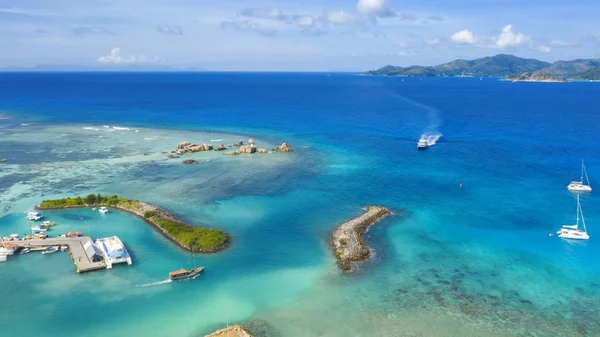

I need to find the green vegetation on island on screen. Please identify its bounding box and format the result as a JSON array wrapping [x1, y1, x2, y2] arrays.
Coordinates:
[[571, 67, 600, 80], [366, 54, 550, 77], [38, 194, 229, 253], [505, 71, 568, 82], [366, 54, 600, 79]]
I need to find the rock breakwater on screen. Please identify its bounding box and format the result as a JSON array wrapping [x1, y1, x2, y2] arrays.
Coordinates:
[[330, 206, 392, 273]]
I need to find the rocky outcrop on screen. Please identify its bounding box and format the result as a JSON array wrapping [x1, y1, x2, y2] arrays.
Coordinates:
[[276, 142, 292, 152], [239, 145, 256, 154], [176, 141, 211, 155], [330, 206, 393, 273], [182, 159, 199, 164], [205, 325, 254, 337], [167, 154, 179, 159], [223, 151, 239, 156], [177, 141, 191, 149], [257, 148, 269, 154], [234, 140, 244, 147], [215, 144, 227, 151]]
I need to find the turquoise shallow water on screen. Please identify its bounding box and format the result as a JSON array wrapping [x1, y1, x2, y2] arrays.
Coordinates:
[[1, 73, 600, 336]]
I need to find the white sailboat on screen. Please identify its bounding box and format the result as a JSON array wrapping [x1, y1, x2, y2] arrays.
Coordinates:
[[557, 195, 590, 240], [568, 160, 592, 192]]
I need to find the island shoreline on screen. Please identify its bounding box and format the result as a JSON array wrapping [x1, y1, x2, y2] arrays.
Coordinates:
[[36, 197, 230, 253]]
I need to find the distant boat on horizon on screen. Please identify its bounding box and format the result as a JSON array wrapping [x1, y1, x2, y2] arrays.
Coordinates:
[[568, 160, 592, 192]]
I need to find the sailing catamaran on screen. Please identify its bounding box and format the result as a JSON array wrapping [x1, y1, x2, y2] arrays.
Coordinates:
[[557, 195, 590, 240], [568, 160, 592, 192]]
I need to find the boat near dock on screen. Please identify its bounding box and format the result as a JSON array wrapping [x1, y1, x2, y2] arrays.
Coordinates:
[[27, 212, 43, 221], [95, 236, 132, 269], [41, 246, 58, 255]]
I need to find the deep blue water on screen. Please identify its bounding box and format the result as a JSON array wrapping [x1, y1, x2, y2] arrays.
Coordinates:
[[1, 73, 600, 337]]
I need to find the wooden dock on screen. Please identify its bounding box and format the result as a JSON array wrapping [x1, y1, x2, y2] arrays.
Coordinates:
[[14, 237, 107, 273]]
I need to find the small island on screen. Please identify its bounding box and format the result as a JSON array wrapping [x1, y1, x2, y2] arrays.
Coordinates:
[[37, 194, 229, 253], [330, 206, 392, 273], [505, 71, 568, 82]]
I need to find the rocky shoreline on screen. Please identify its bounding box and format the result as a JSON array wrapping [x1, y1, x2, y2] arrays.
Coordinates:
[[36, 198, 229, 253], [171, 139, 292, 158], [204, 325, 254, 337], [330, 206, 393, 273]]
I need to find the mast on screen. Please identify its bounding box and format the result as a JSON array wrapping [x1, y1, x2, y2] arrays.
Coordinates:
[[583, 160, 591, 186], [578, 195, 588, 233], [192, 242, 196, 268]]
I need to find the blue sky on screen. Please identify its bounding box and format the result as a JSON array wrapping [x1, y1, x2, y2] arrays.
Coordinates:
[[1, 0, 599, 70]]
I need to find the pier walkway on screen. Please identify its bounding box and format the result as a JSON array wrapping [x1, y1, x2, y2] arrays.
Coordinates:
[[15, 237, 107, 273]]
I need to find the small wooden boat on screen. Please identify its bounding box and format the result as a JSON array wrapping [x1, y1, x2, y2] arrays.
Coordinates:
[[169, 267, 204, 281]]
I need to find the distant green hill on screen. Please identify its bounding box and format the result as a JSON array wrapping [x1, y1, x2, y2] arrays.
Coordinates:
[[506, 71, 567, 82], [543, 59, 600, 77], [366, 54, 551, 77], [571, 67, 600, 80]]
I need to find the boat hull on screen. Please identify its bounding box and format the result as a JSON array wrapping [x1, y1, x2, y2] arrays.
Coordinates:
[[169, 267, 204, 281], [567, 184, 592, 192], [557, 229, 589, 240]]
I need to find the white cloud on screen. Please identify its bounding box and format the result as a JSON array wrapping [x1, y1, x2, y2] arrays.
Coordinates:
[[295, 15, 316, 28], [221, 20, 276, 37], [97, 47, 151, 64], [357, 0, 396, 17], [323, 10, 360, 25], [536, 45, 552, 53], [451, 29, 476, 44], [157, 24, 183, 36], [425, 37, 441, 45], [240, 8, 284, 20], [495, 24, 528, 48]]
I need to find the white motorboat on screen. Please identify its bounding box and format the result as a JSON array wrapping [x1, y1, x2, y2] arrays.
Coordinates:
[[96, 236, 132, 269], [568, 160, 592, 192], [20, 248, 31, 254], [0, 254, 7, 262], [417, 139, 428, 150], [31, 226, 47, 232], [27, 212, 43, 221], [557, 195, 590, 240], [41, 246, 58, 255], [99, 207, 109, 214], [60, 246, 69, 252]]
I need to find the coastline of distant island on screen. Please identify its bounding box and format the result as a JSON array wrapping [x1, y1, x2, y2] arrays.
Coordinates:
[[37, 194, 229, 253], [365, 54, 600, 82]]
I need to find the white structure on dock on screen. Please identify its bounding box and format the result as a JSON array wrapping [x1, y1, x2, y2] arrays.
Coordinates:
[[95, 236, 132, 269]]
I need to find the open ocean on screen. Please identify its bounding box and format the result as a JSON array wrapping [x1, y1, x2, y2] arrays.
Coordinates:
[[1, 73, 600, 336]]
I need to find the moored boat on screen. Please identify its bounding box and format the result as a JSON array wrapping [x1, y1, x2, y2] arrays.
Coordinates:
[[20, 248, 31, 254], [567, 160, 592, 192], [95, 236, 132, 269], [27, 212, 43, 221], [41, 246, 58, 255], [557, 195, 590, 240], [99, 207, 109, 214]]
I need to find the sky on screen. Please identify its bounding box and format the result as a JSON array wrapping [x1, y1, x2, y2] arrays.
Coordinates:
[[1, 0, 599, 71]]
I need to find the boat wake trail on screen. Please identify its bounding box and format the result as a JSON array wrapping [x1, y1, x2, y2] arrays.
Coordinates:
[[419, 132, 443, 146], [137, 279, 172, 287]]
